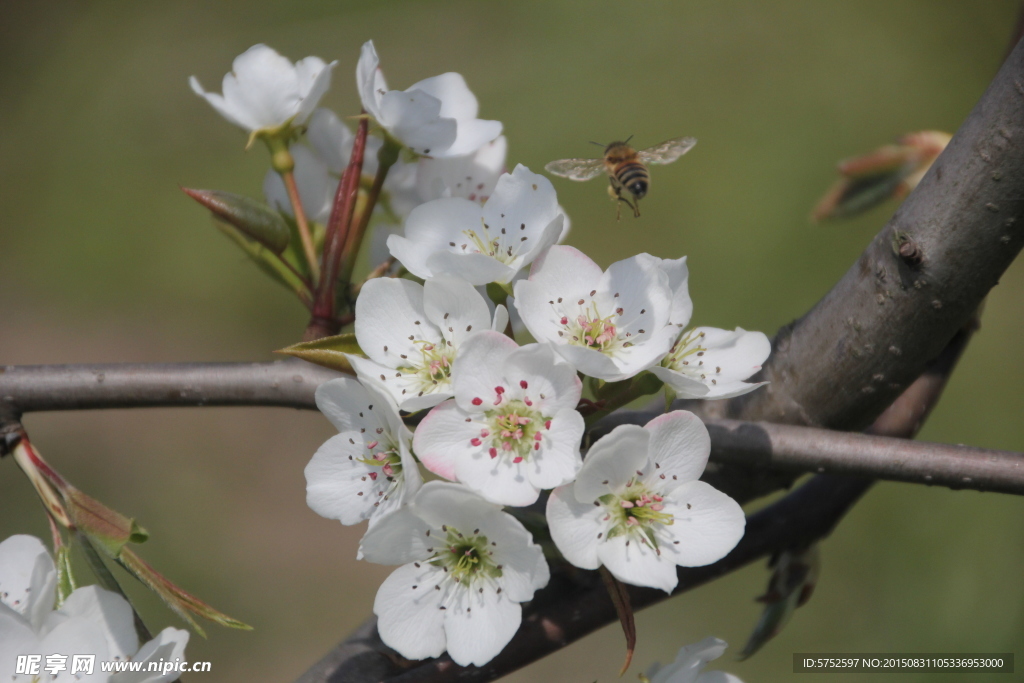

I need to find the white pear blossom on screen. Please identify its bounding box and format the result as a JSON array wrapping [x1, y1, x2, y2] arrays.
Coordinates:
[[357, 40, 502, 158], [546, 411, 745, 593], [0, 535, 188, 683], [305, 377, 421, 527], [414, 331, 585, 506], [190, 44, 336, 134], [348, 275, 508, 412], [647, 637, 744, 683], [359, 482, 549, 667], [514, 246, 678, 381], [388, 165, 566, 286], [650, 327, 771, 399]]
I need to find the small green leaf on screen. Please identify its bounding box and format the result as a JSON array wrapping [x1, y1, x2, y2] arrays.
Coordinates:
[[54, 544, 76, 605], [184, 188, 290, 254], [64, 486, 149, 557], [118, 547, 252, 636], [276, 333, 362, 373]]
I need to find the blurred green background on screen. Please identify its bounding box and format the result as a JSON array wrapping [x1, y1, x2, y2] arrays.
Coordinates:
[[2, 1, 1023, 681]]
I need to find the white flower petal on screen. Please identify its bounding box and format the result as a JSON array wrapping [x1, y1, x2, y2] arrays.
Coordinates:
[[55, 586, 137, 661], [379, 90, 457, 157], [425, 250, 517, 285], [406, 72, 501, 158], [389, 198, 482, 279], [293, 57, 336, 125], [38, 617, 113, 682], [416, 136, 507, 203], [524, 410, 584, 490], [225, 44, 302, 130], [314, 377, 392, 435], [649, 636, 731, 683], [649, 365, 711, 398], [660, 481, 745, 567], [0, 607, 38, 681], [189, 76, 256, 130], [111, 628, 189, 683], [454, 444, 540, 506], [374, 563, 447, 661], [573, 424, 650, 503], [424, 274, 493, 348], [359, 508, 434, 565], [305, 433, 387, 525], [500, 343, 581, 414], [443, 589, 520, 666], [481, 165, 561, 241], [356, 41, 387, 122], [491, 303, 509, 334], [307, 108, 356, 174], [598, 533, 680, 593], [545, 486, 604, 570], [643, 411, 711, 488], [450, 331, 520, 412], [0, 535, 55, 629], [441, 117, 504, 158], [356, 278, 441, 365]]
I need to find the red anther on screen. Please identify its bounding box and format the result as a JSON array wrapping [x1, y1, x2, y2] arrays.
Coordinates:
[[520, 380, 528, 389], [534, 442, 540, 450], [489, 447, 498, 458], [470, 438, 482, 446], [524, 397, 533, 406], [620, 500, 634, 508], [368, 472, 378, 481], [502, 441, 513, 451], [513, 456, 523, 464], [382, 464, 394, 476], [480, 429, 490, 438], [560, 316, 568, 325], [472, 397, 483, 406], [534, 432, 543, 441], [366, 440, 379, 449], [650, 503, 664, 511], [545, 420, 552, 430], [495, 386, 505, 394]]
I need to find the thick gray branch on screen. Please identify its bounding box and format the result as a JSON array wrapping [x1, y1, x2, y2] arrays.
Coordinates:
[[723, 38, 1024, 431]]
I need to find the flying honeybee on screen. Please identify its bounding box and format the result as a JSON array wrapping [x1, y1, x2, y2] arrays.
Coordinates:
[[545, 136, 697, 218]]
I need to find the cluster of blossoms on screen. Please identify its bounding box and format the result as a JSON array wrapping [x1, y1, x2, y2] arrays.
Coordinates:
[[0, 535, 188, 682], [193, 41, 770, 668]]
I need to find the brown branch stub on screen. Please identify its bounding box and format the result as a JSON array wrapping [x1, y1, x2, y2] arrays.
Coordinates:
[[727, 38, 1024, 432]]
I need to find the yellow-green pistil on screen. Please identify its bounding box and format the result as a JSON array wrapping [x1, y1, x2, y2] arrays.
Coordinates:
[[599, 478, 674, 553], [428, 526, 503, 584]]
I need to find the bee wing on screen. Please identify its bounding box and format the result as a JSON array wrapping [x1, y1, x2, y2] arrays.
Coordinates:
[[637, 136, 697, 165], [544, 158, 607, 181]]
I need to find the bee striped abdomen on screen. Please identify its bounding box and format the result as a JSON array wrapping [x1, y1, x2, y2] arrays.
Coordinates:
[[615, 161, 649, 199]]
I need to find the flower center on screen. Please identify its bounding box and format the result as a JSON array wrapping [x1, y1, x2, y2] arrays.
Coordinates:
[[428, 526, 502, 584], [458, 220, 524, 266], [663, 329, 719, 385], [355, 439, 404, 505], [559, 302, 632, 353], [398, 339, 455, 391], [599, 477, 673, 552], [468, 392, 553, 464]]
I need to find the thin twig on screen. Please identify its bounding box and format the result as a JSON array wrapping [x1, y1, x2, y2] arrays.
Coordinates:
[[282, 171, 321, 283]]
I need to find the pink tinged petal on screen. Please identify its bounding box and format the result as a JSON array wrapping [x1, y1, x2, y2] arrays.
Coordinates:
[[56, 586, 138, 660], [524, 410, 584, 491], [379, 89, 457, 156], [373, 564, 447, 661], [0, 608, 39, 680], [0, 535, 56, 629], [661, 481, 745, 567], [356, 278, 443, 365], [118, 627, 190, 683], [597, 534, 680, 593], [414, 400, 480, 481], [356, 41, 386, 122], [359, 508, 435, 565], [443, 589, 521, 666], [545, 486, 604, 570], [388, 197, 483, 280], [224, 44, 304, 130], [451, 331, 520, 412], [573, 425, 650, 503], [423, 274, 493, 347], [305, 433, 384, 525], [188, 76, 257, 130], [643, 411, 711, 489]]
